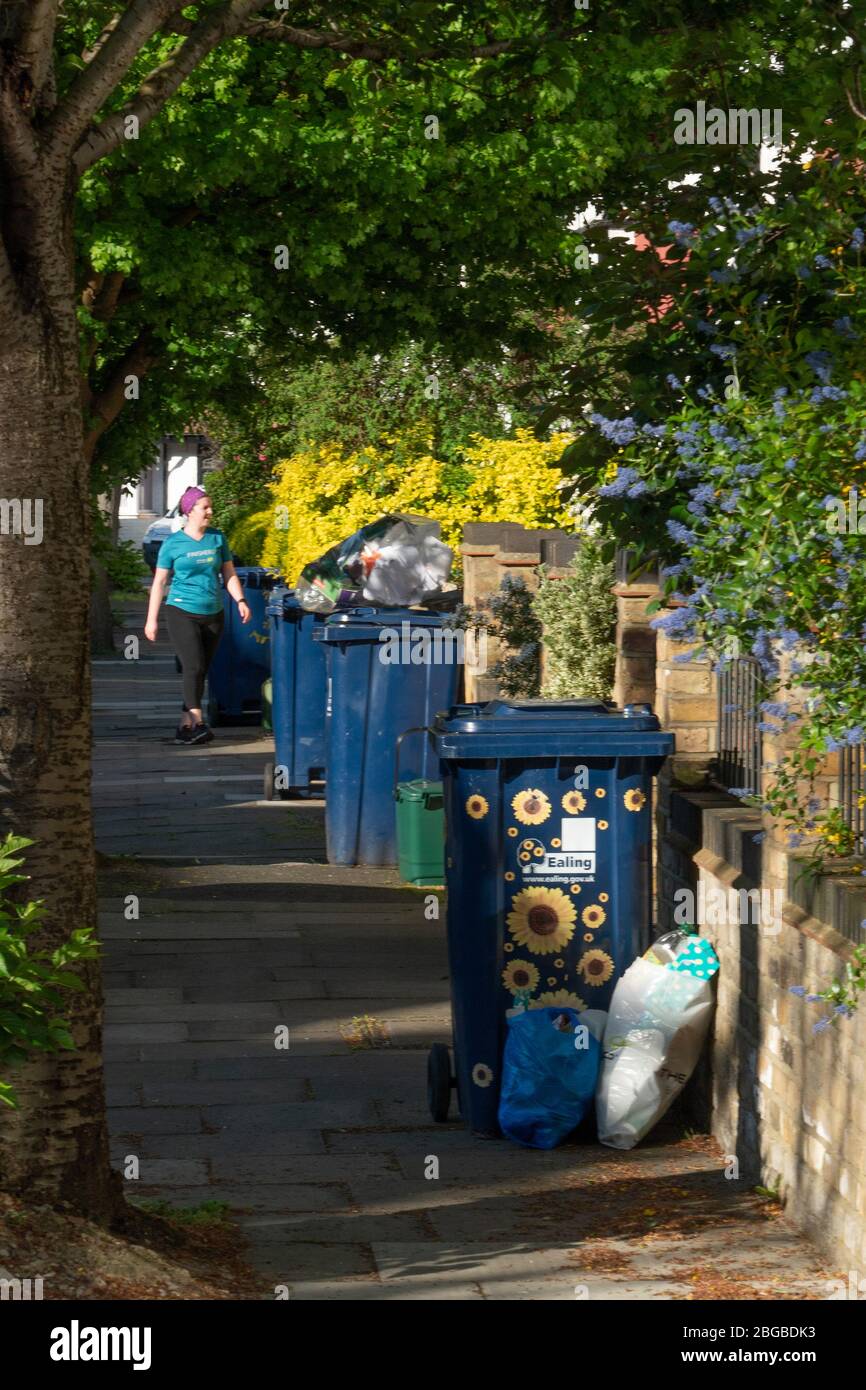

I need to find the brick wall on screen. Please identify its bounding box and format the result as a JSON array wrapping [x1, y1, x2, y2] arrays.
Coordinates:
[[701, 849, 866, 1270], [648, 620, 866, 1273]]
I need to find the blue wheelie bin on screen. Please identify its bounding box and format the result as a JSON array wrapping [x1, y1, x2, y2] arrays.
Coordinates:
[[315, 609, 461, 866], [265, 587, 328, 799], [428, 698, 674, 1135], [206, 567, 274, 725]]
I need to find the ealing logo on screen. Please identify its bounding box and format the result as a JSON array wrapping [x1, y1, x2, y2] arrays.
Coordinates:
[[520, 834, 595, 877]]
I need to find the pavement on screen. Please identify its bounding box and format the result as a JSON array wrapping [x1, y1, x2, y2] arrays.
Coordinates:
[[95, 596, 838, 1300]]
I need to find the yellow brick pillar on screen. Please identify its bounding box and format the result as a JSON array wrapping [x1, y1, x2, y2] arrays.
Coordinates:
[[612, 575, 660, 711]]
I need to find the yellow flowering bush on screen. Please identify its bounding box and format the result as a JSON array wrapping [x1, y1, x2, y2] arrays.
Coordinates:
[[256, 429, 574, 580], [227, 506, 273, 566]]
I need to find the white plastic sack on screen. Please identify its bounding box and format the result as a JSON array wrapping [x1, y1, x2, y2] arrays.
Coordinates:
[[361, 534, 453, 606], [596, 957, 714, 1149]]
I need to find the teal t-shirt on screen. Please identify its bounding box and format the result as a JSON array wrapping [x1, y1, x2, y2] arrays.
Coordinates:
[[157, 527, 232, 614]]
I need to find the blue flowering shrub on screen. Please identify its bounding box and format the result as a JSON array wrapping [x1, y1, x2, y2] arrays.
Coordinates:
[[565, 171, 866, 866]]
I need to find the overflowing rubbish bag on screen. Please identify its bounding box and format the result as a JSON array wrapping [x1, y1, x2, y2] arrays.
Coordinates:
[[295, 514, 453, 613], [498, 1006, 606, 1149], [596, 928, 719, 1150]]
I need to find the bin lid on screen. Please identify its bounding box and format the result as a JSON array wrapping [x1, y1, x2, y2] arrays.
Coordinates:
[[266, 587, 300, 617], [396, 778, 443, 803], [315, 608, 449, 642], [434, 698, 674, 758], [236, 566, 279, 590]]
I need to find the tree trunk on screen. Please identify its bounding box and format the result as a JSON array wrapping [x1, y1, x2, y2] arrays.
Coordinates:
[[109, 484, 122, 546], [90, 554, 116, 655], [0, 188, 120, 1221]]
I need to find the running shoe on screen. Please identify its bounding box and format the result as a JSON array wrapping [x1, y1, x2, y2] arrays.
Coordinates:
[[174, 724, 194, 744], [188, 723, 214, 745]]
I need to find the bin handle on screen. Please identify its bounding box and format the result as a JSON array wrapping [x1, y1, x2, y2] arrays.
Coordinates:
[[394, 725, 436, 800]]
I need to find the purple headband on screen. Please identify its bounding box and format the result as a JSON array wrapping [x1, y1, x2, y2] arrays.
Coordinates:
[[180, 486, 207, 516]]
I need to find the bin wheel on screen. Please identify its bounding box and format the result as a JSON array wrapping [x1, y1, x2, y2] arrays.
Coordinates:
[[175, 655, 182, 674], [428, 1043, 453, 1123], [206, 697, 221, 727], [263, 762, 275, 801]]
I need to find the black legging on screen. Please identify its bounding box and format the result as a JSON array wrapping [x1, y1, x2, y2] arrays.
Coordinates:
[[165, 604, 225, 713]]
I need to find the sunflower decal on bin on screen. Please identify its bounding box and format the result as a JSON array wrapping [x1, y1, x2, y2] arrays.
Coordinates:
[[501, 959, 540, 995], [511, 788, 551, 826], [624, 787, 646, 812], [582, 903, 607, 930], [579, 948, 615, 987], [465, 793, 489, 820], [562, 790, 586, 815], [507, 886, 576, 955], [530, 989, 588, 1011]]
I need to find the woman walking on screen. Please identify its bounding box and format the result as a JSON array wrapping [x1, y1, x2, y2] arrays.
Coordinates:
[[144, 487, 251, 744]]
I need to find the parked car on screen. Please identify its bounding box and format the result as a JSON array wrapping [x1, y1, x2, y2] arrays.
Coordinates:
[[142, 503, 184, 570]]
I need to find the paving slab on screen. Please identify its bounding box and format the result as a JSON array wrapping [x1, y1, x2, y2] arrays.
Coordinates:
[[140, 1079, 311, 1106], [127, 1159, 211, 1187], [245, 1242, 376, 1281], [107, 1002, 284, 1023], [110, 1106, 205, 1135], [236, 1211, 430, 1243], [109, 1131, 329, 1159], [208, 1155, 402, 1185], [104, 1023, 189, 1044], [136, 1183, 350, 1212]]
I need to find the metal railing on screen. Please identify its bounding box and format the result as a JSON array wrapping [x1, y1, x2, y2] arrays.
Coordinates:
[[839, 742, 866, 856], [716, 657, 762, 795]]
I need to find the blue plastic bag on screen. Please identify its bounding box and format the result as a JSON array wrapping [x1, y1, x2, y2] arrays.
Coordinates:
[[498, 1007, 602, 1149]]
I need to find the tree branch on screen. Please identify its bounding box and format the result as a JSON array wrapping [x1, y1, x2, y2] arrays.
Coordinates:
[[0, 60, 45, 188], [82, 329, 161, 463], [47, 0, 190, 159], [81, 13, 124, 66], [845, 67, 866, 121], [239, 17, 536, 63], [70, 0, 272, 177], [12, 0, 61, 107], [82, 268, 126, 322]]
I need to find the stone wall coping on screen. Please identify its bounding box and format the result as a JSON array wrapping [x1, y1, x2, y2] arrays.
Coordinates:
[[612, 581, 659, 598], [694, 844, 857, 963], [780, 899, 860, 962], [495, 550, 548, 564], [675, 794, 859, 961]]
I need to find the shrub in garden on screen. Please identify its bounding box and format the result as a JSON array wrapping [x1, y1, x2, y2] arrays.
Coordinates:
[[206, 459, 273, 543], [485, 575, 543, 699], [534, 543, 616, 700], [256, 429, 573, 579], [92, 513, 148, 594], [227, 506, 274, 567], [0, 835, 99, 1109]]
